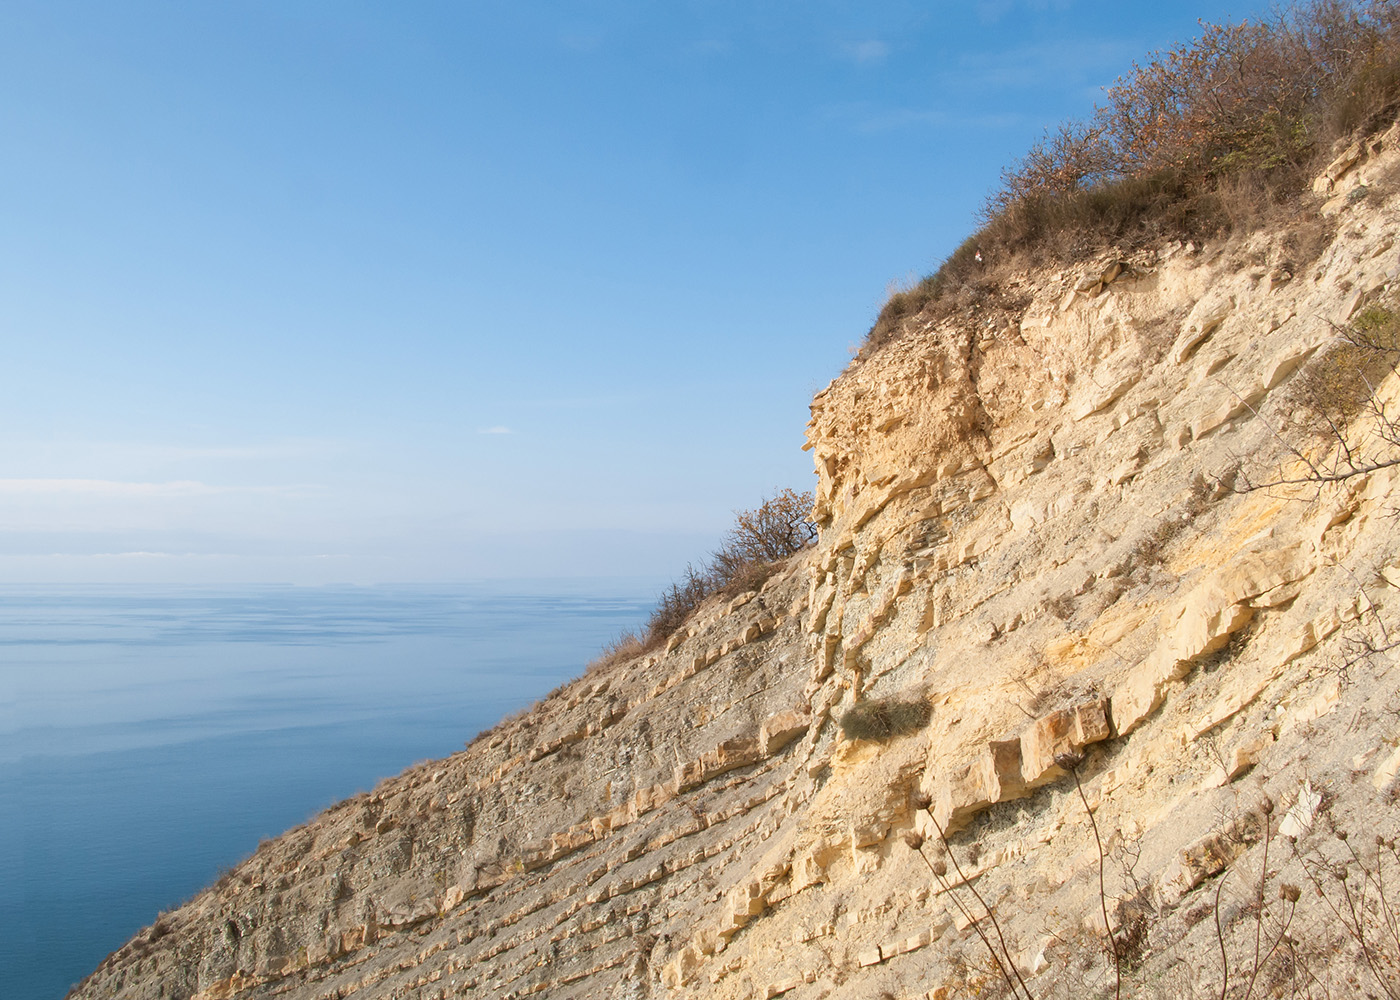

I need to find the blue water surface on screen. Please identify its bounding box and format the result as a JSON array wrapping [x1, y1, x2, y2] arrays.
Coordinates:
[[0, 582, 654, 1000]]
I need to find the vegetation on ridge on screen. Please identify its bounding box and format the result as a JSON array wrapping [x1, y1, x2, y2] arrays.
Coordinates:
[[865, 0, 1400, 356], [590, 487, 817, 671]]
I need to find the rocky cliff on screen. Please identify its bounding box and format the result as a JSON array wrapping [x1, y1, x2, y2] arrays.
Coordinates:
[[72, 133, 1400, 1000]]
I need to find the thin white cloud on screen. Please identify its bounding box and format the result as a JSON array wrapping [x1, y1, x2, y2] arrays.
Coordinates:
[[822, 102, 1024, 134], [0, 479, 308, 497], [144, 440, 344, 461], [0, 478, 222, 497], [7, 552, 239, 560], [92, 551, 180, 558], [478, 426, 512, 435], [840, 40, 889, 64], [0, 437, 346, 465]]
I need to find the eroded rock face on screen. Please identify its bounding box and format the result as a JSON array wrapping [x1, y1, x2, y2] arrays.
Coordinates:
[[72, 140, 1400, 1000]]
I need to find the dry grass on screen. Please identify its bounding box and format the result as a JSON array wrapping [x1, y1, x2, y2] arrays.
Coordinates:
[[838, 696, 931, 742], [583, 629, 647, 675], [1288, 301, 1400, 424]]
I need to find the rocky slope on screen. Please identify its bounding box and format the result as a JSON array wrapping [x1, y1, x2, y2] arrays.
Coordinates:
[[72, 132, 1400, 1000]]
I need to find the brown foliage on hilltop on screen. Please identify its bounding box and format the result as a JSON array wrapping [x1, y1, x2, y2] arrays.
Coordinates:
[[865, 0, 1400, 356]]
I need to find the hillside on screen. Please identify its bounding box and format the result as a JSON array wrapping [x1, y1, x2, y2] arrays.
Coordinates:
[[64, 122, 1400, 1000]]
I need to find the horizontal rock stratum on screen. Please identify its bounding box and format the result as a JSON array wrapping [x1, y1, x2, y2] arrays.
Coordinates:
[[72, 134, 1400, 1000]]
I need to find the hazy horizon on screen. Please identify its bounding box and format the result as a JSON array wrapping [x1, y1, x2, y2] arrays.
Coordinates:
[[1, 1, 1270, 583]]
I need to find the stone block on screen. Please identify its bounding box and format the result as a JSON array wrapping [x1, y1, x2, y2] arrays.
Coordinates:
[[1074, 699, 1111, 745], [931, 763, 992, 834], [1222, 734, 1269, 782], [976, 737, 1026, 801], [953, 906, 986, 932], [1314, 141, 1363, 194], [1279, 780, 1323, 839], [1179, 546, 1309, 658], [900, 927, 933, 954], [760, 710, 811, 756], [725, 880, 766, 922], [1020, 709, 1076, 786], [712, 736, 762, 772], [1286, 677, 1342, 730], [1109, 653, 1172, 736], [605, 804, 634, 832], [792, 837, 843, 892], [857, 946, 883, 967]]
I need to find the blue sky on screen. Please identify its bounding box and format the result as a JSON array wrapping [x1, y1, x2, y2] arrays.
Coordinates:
[[0, 0, 1267, 584]]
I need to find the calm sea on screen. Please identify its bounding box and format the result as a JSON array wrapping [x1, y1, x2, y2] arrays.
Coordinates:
[[0, 582, 655, 1000]]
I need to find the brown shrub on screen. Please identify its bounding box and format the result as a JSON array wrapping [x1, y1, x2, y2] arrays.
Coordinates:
[[715, 487, 818, 566], [863, 0, 1400, 358], [641, 488, 817, 648], [644, 564, 712, 646]]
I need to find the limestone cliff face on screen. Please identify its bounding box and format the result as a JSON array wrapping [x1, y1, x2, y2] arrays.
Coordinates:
[[73, 137, 1400, 1000]]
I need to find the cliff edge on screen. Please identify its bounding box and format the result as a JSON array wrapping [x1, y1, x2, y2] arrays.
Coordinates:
[[70, 132, 1400, 1000]]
